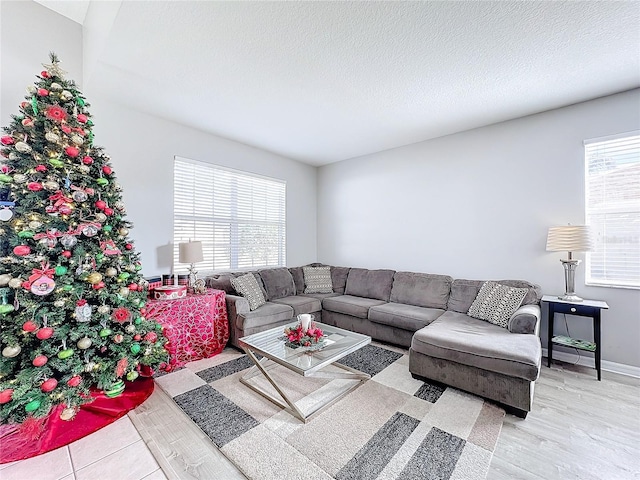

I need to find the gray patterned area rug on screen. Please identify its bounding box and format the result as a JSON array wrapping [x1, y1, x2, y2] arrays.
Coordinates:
[[155, 344, 504, 480]]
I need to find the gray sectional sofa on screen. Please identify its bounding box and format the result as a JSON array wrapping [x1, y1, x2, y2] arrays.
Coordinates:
[[206, 264, 542, 417]]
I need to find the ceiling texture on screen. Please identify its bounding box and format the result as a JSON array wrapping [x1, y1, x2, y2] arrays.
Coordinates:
[[39, 1, 640, 166]]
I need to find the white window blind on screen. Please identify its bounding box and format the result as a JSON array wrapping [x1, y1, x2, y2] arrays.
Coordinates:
[[173, 157, 286, 273], [584, 132, 640, 289]]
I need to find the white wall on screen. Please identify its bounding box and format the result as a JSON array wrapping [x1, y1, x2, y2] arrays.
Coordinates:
[[1, 0, 318, 277], [318, 89, 640, 369]]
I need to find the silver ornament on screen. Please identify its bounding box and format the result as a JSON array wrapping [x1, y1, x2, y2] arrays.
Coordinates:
[[13, 173, 27, 184], [118, 287, 130, 297], [71, 135, 83, 146], [2, 345, 21, 358], [60, 234, 77, 249], [114, 201, 125, 210], [97, 305, 110, 314], [0, 208, 12, 222], [125, 324, 136, 334], [45, 132, 60, 143], [43, 181, 60, 191], [77, 337, 92, 349], [105, 268, 117, 277], [8, 278, 23, 289], [0, 274, 12, 286], [15, 142, 32, 153], [79, 165, 90, 174], [8, 153, 19, 161], [54, 299, 65, 307], [126, 264, 136, 272], [50, 82, 62, 91], [28, 221, 42, 229], [81, 225, 98, 237], [26, 85, 37, 94], [72, 190, 88, 202], [95, 213, 107, 223], [39, 237, 57, 248], [114, 183, 122, 191], [75, 304, 92, 322], [61, 90, 73, 101]]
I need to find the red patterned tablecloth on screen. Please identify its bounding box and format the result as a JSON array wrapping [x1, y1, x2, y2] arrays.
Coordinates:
[[147, 289, 229, 368]]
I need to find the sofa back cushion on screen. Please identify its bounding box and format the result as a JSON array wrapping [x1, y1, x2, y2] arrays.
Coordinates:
[[205, 273, 239, 294], [258, 267, 296, 300], [448, 278, 541, 313], [390, 272, 453, 309], [331, 266, 350, 295], [345, 268, 395, 301]]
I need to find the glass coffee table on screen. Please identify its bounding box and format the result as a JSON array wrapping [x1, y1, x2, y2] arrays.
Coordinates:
[[238, 321, 371, 423]]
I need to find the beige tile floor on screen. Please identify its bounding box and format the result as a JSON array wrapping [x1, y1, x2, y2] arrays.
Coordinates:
[[0, 416, 166, 480]]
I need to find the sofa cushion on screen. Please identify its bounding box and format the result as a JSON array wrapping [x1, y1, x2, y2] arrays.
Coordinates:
[[390, 272, 452, 309], [258, 267, 296, 300], [272, 295, 322, 316], [303, 266, 333, 294], [411, 311, 541, 381], [448, 279, 541, 313], [331, 266, 350, 295], [369, 303, 445, 332], [345, 268, 395, 301], [230, 273, 267, 311], [237, 302, 294, 331], [322, 295, 387, 319], [467, 281, 528, 328], [298, 292, 340, 301], [205, 273, 239, 294]]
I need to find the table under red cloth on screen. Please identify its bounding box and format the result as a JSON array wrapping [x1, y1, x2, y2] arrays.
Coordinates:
[[147, 288, 229, 368], [0, 378, 154, 464]]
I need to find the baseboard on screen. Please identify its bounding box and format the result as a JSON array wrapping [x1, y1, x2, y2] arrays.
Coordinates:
[[542, 348, 640, 378]]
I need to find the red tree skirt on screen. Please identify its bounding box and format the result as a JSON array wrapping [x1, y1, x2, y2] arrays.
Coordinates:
[[0, 378, 154, 464]]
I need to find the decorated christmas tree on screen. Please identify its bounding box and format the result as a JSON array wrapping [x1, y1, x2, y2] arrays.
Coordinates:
[[0, 53, 168, 424]]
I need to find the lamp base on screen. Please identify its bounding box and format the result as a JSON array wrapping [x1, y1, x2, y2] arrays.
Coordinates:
[[559, 258, 582, 303], [557, 293, 584, 302]]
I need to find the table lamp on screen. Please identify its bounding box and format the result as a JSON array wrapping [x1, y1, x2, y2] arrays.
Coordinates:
[[546, 225, 594, 302], [179, 240, 203, 292]]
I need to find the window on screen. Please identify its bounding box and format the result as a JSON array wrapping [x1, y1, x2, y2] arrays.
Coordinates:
[[584, 132, 640, 288], [173, 157, 286, 273]]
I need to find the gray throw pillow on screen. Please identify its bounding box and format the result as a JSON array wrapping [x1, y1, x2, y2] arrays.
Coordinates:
[[230, 273, 267, 311], [303, 266, 333, 294], [467, 281, 528, 328]]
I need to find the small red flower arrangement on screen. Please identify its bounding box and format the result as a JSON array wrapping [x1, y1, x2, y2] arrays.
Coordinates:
[[45, 105, 67, 122], [112, 307, 131, 323], [284, 322, 325, 348]]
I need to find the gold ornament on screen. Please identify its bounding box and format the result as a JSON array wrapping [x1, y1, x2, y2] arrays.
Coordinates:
[[60, 407, 77, 421], [87, 272, 103, 284], [118, 287, 130, 297], [97, 305, 110, 314], [71, 135, 84, 146], [105, 268, 118, 277], [43, 181, 60, 191], [45, 132, 60, 143], [8, 278, 23, 289], [79, 165, 90, 174], [26, 85, 37, 95], [95, 213, 107, 223], [15, 142, 32, 153], [0, 274, 11, 286], [118, 228, 129, 236]]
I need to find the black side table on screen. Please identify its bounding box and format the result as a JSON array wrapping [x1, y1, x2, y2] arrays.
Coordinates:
[[542, 295, 609, 381]]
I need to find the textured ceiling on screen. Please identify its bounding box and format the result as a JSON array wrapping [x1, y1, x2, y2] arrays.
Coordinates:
[[80, 1, 640, 166]]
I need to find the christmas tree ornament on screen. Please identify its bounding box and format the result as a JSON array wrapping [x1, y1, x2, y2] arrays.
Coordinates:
[[27, 182, 43, 191], [63, 285, 73, 292], [126, 371, 139, 381], [125, 324, 136, 334], [77, 337, 92, 349], [84, 362, 96, 373], [118, 227, 129, 236], [60, 234, 77, 249], [105, 380, 125, 398], [95, 199, 106, 210], [92, 281, 105, 290], [97, 304, 110, 314], [61, 124, 71, 134], [76, 96, 85, 106], [43, 180, 60, 191], [0, 303, 16, 314], [13, 173, 28, 183], [0, 389, 13, 404], [130, 343, 141, 354], [87, 272, 103, 284], [100, 239, 121, 255], [54, 265, 68, 275], [64, 146, 79, 158], [60, 407, 77, 421], [99, 328, 112, 338], [96, 178, 109, 186], [13, 245, 31, 256], [29, 220, 43, 229], [104, 207, 114, 216], [133, 334, 141, 341], [113, 334, 124, 344], [78, 165, 90, 174], [112, 307, 131, 323], [2, 345, 21, 358], [128, 283, 138, 291], [18, 230, 35, 238], [48, 158, 64, 168], [21, 117, 35, 127], [81, 224, 99, 237], [119, 287, 130, 297], [105, 267, 118, 277], [50, 82, 62, 91], [67, 375, 82, 387], [71, 134, 83, 146], [0, 135, 14, 145], [0, 174, 12, 184], [118, 272, 130, 280], [57, 348, 74, 359], [36, 327, 54, 340], [72, 190, 88, 202], [45, 131, 60, 143], [134, 317, 142, 325], [144, 331, 158, 343], [32, 355, 48, 367], [24, 399, 41, 412], [77, 114, 88, 124], [37, 88, 49, 96], [61, 250, 72, 258], [114, 200, 125, 211], [102, 166, 112, 175], [82, 155, 93, 165], [53, 299, 65, 307], [29, 264, 56, 296], [61, 90, 73, 101], [35, 164, 47, 172], [23, 320, 38, 332], [0, 201, 15, 221], [0, 274, 11, 286], [8, 278, 24, 289], [40, 378, 58, 392], [102, 225, 112, 232], [75, 299, 92, 322], [95, 212, 107, 222], [26, 85, 37, 94], [15, 141, 32, 153]]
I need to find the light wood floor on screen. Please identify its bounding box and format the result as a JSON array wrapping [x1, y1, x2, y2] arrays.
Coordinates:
[[130, 359, 640, 480]]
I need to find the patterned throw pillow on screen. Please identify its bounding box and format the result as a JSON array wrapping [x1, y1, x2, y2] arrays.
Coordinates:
[[467, 281, 528, 328], [230, 273, 267, 311], [303, 266, 333, 294]]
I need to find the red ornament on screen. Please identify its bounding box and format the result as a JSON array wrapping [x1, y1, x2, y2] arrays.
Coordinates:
[[62, 250, 72, 258], [95, 200, 106, 210], [21, 118, 34, 127], [36, 327, 54, 340], [67, 376, 82, 387], [61, 125, 72, 134], [104, 208, 114, 216], [37, 88, 49, 96], [33, 355, 48, 367], [41, 70, 50, 78], [22, 281, 32, 290], [45, 105, 68, 123], [125, 243, 133, 250], [76, 299, 87, 306], [40, 378, 58, 392], [0, 389, 13, 404], [27, 182, 43, 191], [134, 334, 141, 341], [65, 146, 79, 158], [35, 164, 47, 172], [102, 166, 112, 175], [77, 114, 88, 123], [0, 135, 14, 145], [140, 308, 147, 316], [128, 283, 138, 291], [23, 321, 38, 332], [144, 331, 158, 343], [92, 281, 105, 290], [82, 156, 93, 165], [13, 245, 31, 256]]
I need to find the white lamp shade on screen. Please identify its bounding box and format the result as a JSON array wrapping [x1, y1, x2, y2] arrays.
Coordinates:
[[179, 241, 203, 264], [546, 225, 594, 252]]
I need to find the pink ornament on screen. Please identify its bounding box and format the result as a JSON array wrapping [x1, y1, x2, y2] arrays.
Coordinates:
[[62, 250, 72, 258], [95, 200, 106, 210], [102, 166, 112, 175], [23, 321, 38, 332], [58, 205, 72, 215], [125, 243, 133, 250], [35, 164, 47, 172], [1, 136, 14, 145], [61, 125, 72, 134], [128, 283, 138, 291], [13, 245, 31, 256], [37, 88, 49, 96], [28, 182, 43, 191], [32, 355, 48, 367], [21, 118, 34, 127], [82, 156, 93, 165], [67, 376, 82, 387], [36, 327, 54, 340], [30, 275, 55, 296], [65, 146, 79, 158], [0, 389, 13, 404], [104, 207, 114, 216], [40, 378, 58, 392], [41, 70, 50, 78], [77, 114, 88, 123]]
